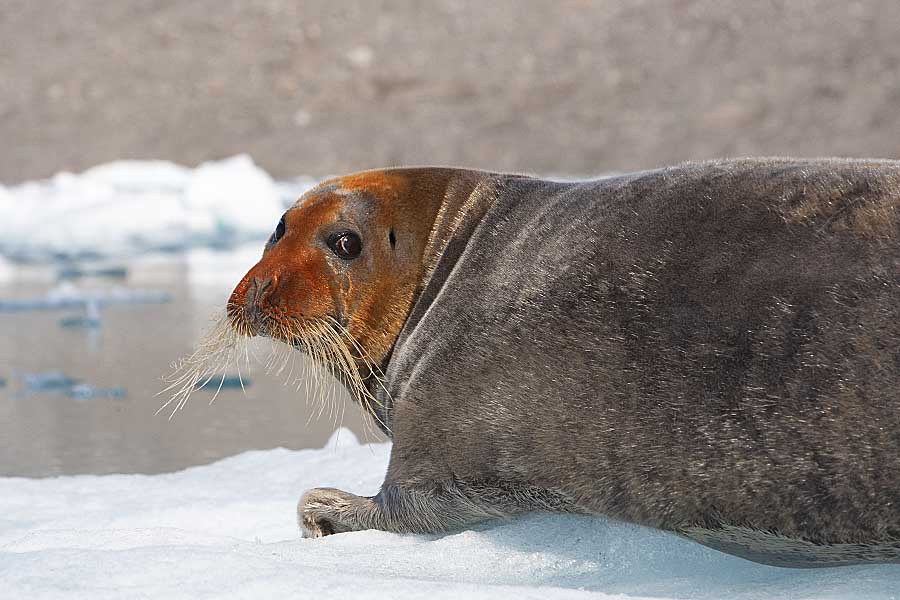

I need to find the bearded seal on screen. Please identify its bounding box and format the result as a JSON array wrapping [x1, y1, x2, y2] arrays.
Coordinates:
[[223, 158, 900, 567]]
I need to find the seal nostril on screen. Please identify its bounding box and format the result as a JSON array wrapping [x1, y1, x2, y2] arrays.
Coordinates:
[[252, 276, 276, 301], [245, 276, 280, 329]]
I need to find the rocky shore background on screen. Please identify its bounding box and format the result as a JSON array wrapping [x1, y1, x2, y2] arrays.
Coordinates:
[[4, 0, 900, 182]]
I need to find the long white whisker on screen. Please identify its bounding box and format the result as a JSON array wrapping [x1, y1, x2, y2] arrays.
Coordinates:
[[161, 308, 391, 438]]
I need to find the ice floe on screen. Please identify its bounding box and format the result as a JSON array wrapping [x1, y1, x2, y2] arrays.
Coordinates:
[[0, 156, 317, 263], [0, 282, 171, 312], [1, 429, 899, 599]]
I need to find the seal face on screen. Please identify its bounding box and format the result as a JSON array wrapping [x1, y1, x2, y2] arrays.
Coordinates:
[[225, 168, 490, 428], [229, 171, 413, 366], [227, 159, 900, 567]]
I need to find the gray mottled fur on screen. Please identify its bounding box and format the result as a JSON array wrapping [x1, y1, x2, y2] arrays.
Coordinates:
[[300, 158, 900, 567]]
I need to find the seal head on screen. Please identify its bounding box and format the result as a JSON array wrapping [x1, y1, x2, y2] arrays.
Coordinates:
[[226, 167, 492, 426]]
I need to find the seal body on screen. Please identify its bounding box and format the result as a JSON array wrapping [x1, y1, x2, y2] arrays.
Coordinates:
[[230, 158, 900, 567]]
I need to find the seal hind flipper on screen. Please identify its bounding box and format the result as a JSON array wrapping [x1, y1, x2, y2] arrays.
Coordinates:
[[680, 525, 900, 568]]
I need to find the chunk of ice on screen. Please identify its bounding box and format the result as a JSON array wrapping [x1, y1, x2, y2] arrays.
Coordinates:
[[195, 375, 252, 390], [0, 156, 318, 262], [64, 384, 127, 401], [0, 283, 170, 312], [19, 371, 81, 391], [59, 299, 103, 328], [57, 265, 128, 280], [13, 370, 126, 401]]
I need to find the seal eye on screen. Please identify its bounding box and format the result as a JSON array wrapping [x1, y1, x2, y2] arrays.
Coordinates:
[[269, 216, 286, 247], [328, 231, 362, 260]]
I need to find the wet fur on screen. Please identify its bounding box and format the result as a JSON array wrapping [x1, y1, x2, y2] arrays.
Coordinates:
[[236, 159, 900, 566]]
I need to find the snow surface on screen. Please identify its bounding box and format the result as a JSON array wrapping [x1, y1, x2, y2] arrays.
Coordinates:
[[0, 156, 317, 262], [2, 429, 899, 599]]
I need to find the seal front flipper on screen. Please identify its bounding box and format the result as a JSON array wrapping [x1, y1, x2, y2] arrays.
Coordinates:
[[298, 481, 500, 537]]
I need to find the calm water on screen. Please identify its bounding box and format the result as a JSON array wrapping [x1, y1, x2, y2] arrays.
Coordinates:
[[0, 248, 377, 477]]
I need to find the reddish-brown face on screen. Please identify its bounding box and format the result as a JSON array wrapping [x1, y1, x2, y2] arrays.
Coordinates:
[[227, 171, 428, 370]]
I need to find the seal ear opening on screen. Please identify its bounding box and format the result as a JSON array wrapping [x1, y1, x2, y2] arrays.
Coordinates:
[[389, 229, 396, 248]]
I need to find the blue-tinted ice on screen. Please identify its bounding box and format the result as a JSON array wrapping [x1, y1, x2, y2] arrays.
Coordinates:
[[57, 266, 128, 280], [14, 371, 126, 401], [59, 300, 103, 329], [20, 371, 81, 391], [195, 375, 252, 390], [64, 384, 127, 401], [0, 287, 170, 312]]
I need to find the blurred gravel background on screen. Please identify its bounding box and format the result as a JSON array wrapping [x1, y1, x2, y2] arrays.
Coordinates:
[[2, 0, 900, 182]]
